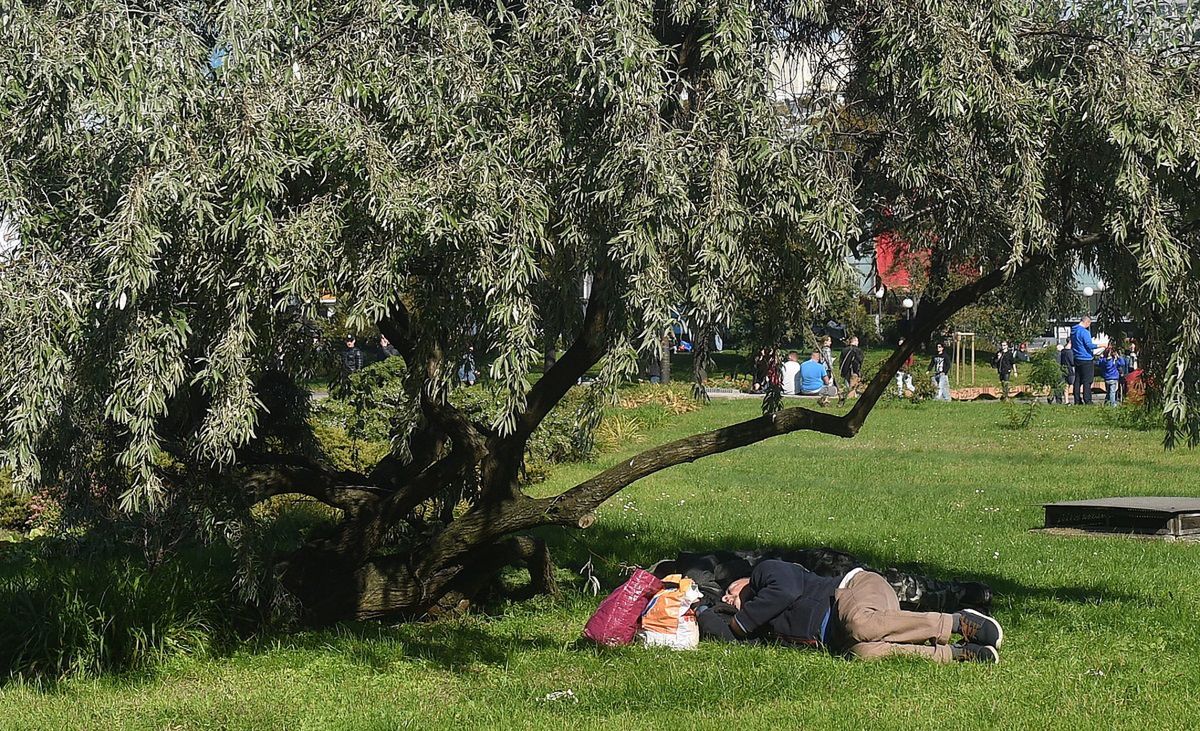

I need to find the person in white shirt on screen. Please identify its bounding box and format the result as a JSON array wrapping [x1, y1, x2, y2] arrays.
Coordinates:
[[780, 351, 802, 395]]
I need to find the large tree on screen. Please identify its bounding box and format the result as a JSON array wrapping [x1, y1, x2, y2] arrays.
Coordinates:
[[2, 0, 1198, 622]]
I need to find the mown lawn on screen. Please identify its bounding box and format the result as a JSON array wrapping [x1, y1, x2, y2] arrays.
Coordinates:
[[1, 399, 1197, 730]]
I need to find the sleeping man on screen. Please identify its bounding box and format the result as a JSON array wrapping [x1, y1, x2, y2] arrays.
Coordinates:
[[697, 559, 1004, 663]]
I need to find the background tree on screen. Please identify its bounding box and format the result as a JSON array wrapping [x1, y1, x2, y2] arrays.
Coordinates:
[[1, 0, 1198, 622]]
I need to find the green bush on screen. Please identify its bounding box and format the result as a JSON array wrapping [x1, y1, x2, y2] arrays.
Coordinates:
[[1102, 402, 1165, 432], [0, 472, 31, 533], [0, 549, 236, 682], [1001, 351, 1064, 429], [313, 363, 600, 482]]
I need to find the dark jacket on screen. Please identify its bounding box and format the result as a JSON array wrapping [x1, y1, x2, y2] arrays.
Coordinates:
[[839, 346, 864, 380], [340, 346, 364, 374], [732, 560, 842, 647], [993, 350, 1014, 377], [1059, 347, 1075, 383], [929, 353, 951, 376]]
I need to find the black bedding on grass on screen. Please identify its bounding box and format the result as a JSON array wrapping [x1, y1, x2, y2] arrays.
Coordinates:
[[652, 548, 993, 614]]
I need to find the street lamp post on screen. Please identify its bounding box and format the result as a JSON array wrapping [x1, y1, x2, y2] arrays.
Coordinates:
[[1083, 285, 1094, 317], [901, 297, 914, 338], [874, 286, 886, 335]]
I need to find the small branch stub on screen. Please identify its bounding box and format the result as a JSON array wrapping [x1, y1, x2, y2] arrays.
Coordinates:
[[577, 513, 596, 529]]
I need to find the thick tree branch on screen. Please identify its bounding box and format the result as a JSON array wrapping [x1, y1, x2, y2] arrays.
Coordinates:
[[535, 406, 851, 526], [241, 453, 387, 512], [513, 267, 611, 442], [534, 243, 1092, 526]]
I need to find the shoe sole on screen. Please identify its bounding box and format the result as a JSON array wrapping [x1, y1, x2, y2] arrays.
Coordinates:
[[980, 646, 1000, 664], [962, 608, 1003, 649]]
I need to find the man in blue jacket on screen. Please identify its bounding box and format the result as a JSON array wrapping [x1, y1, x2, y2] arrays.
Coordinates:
[[1071, 316, 1102, 404], [698, 559, 1003, 663]]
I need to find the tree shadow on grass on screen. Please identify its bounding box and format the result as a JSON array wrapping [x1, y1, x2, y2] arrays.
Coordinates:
[[238, 619, 562, 674]]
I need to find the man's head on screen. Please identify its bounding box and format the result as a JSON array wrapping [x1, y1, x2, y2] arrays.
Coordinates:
[[1001, 341, 1009, 351], [722, 578, 751, 610], [936, 342, 945, 353], [345, 334, 356, 347], [787, 351, 799, 362], [1081, 315, 1092, 327], [810, 350, 822, 362], [849, 336, 859, 346]]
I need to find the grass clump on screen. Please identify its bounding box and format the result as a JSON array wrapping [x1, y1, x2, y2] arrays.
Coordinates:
[[0, 547, 238, 683]]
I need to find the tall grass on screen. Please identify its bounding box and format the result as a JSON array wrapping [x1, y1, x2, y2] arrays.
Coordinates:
[[0, 549, 236, 683]]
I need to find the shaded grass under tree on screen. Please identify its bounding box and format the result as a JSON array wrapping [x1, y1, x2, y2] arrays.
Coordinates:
[[0, 398, 1197, 728]]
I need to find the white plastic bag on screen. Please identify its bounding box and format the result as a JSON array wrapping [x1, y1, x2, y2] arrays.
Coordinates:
[[638, 574, 704, 650]]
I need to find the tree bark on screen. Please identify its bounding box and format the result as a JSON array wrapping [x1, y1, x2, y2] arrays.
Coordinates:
[[660, 333, 672, 384]]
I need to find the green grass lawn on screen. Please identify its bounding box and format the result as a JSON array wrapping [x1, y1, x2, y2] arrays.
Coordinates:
[[2, 400, 1197, 730]]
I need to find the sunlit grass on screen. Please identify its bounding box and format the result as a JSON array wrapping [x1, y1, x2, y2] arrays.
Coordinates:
[[0, 399, 1195, 730]]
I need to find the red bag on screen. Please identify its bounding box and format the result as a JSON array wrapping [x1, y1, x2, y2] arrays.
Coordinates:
[[582, 569, 664, 646]]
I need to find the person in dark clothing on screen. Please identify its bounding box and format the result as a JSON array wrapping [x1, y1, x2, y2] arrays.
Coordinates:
[[838, 337, 864, 403], [1056, 343, 1075, 404], [752, 348, 773, 393], [697, 560, 1002, 663], [651, 547, 993, 614], [340, 335, 364, 376], [645, 352, 663, 384], [930, 342, 952, 401], [1071, 316, 1101, 404], [993, 341, 1014, 395], [378, 335, 400, 359], [458, 346, 478, 386], [1117, 345, 1132, 399]]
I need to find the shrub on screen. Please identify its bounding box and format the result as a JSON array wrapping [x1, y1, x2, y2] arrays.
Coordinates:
[[594, 413, 646, 453], [0, 472, 31, 533], [618, 382, 702, 415], [1101, 402, 1165, 432], [0, 549, 237, 682], [1002, 352, 1064, 429]]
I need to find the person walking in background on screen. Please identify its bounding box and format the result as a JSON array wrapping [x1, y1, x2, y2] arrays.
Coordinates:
[[1098, 346, 1125, 406], [839, 336, 865, 404], [646, 353, 663, 384], [993, 341, 1014, 397], [780, 351, 802, 396], [1071, 316, 1101, 404], [930, 342, 952, 401], [340, 334, 364, 377], [895, 338, 914, 396], [458, 345, 478, 386], [1013, 341, 1030, 378], [1055, 343, 1075, 404]]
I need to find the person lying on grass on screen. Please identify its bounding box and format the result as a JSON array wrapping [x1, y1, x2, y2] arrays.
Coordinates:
[[697, 559, 1003, 663]]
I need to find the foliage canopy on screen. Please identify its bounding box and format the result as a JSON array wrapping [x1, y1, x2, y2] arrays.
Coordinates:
[[1, 0, 1199, 619]]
